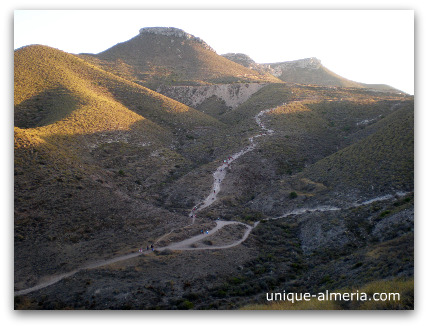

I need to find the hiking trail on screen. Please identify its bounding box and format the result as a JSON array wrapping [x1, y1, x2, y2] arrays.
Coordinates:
[[14, 104, 409, 297]]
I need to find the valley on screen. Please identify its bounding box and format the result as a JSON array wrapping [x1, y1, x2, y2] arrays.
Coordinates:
[[14, 27, 414, 310]]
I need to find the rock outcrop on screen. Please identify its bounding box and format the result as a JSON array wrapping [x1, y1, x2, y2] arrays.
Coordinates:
[[222, 53, 274, 75], [266, 57, 322, 77], [222, 53, 257, 67], [222, 53, 323, 77], [139, 27, 215, 52], [156, 83, 267, 109]]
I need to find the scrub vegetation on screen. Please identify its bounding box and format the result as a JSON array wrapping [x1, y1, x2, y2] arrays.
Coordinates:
[[14, 29, 413, 310]]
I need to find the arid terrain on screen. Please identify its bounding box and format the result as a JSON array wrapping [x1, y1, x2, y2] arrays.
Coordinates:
[[14, 27, 413, 310]]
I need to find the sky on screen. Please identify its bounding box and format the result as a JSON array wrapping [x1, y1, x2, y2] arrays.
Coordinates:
[[14, 10, 414, 94]]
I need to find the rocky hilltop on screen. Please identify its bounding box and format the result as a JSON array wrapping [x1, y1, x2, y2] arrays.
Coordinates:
[[223, 54, 401, 92], [222, 53, 273, 75], [223, 54, 322, 75], [265, 57, 323, 76], [139, 27, 215, 52], [222, 53, 257, 67], [79, 28, 279, 88]]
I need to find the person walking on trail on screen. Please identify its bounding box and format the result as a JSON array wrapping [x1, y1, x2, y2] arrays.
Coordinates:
[[151, 244, 154, 251]]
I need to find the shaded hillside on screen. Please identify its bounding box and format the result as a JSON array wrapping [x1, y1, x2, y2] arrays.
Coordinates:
[[298, 101, 414, 196], [79, 27, 281, 88]]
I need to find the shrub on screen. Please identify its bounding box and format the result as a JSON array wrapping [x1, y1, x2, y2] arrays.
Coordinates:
[[289, 191, 298, 199]]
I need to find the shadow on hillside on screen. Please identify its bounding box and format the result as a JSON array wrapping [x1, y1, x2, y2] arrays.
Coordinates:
[[15, 87, 82, 128]]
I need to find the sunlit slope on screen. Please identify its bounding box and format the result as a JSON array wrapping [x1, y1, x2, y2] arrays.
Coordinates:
[[273, 63, 364, 88], [221, 55, 403, 92], [15, 45, 226, 283], [221, 83, 407, 127], [15, 45, 224, 137], [265, 59, 401, 92], [79, 31, 281, 88]]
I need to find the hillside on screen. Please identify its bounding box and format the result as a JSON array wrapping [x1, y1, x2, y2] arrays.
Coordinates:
[[79, 27, 281, 88], [197, 85, 412, 220], [298, 101, 414, 196], [14, 44, 251, 289], [223, 54, 402, 93], [14, 28, 413, 310]]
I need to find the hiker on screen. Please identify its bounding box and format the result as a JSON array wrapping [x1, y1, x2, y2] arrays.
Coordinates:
[[147, 245, 149, 251], [206, 230, 209, 234], [201, 229, 204, 234], [151, 244, 154, 251]]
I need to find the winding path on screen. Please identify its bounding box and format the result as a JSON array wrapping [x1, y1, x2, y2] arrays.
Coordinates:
[[14, 107, 275, 297], [14, 104, 409, 297]]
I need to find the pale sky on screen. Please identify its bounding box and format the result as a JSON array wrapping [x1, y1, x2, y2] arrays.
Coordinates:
[[14, 10, 414, 94]]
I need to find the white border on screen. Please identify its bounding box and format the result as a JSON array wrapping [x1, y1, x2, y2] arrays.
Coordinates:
[[3, 1, 425, 327]]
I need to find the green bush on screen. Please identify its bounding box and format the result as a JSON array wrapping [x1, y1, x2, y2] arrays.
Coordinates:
[[289, 191, 298, 199]]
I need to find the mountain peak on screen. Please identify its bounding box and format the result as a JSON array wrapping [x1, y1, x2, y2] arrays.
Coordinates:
[[139, 27, 215, 52]]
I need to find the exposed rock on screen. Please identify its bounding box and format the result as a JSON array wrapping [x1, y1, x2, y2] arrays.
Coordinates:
[[222, 53, 257, 66], [298, 212, 349, 253], [265, 57, 322, 77], [156, 83, 267, 109], [222, 54, 322, 78], [371, 208, 414, 242], [222, 53, 273, 75], [139, 27, 215, 52]]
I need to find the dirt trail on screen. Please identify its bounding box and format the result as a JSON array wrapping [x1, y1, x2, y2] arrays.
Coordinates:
[[14, 103, 409, 297], [14, 107, 276, 297], [191, 108, 274, 214]]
